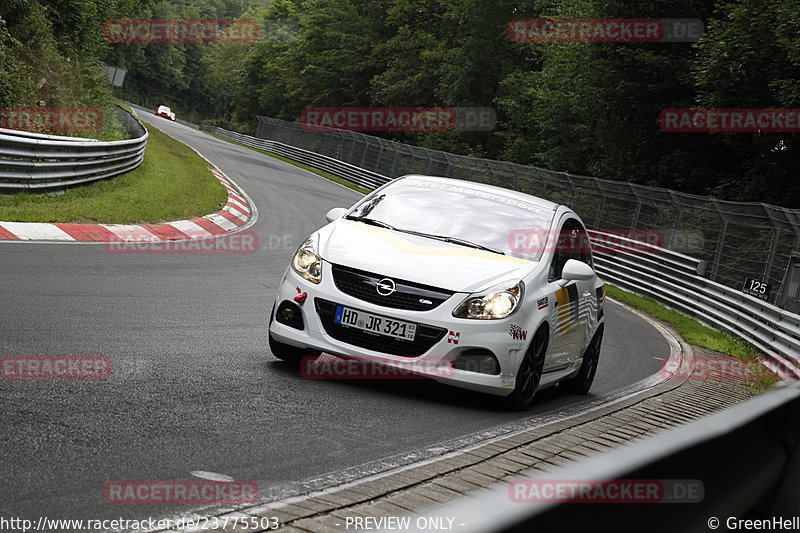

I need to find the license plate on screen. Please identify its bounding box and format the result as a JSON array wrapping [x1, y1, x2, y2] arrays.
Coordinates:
[[334, 305, 417, 341]]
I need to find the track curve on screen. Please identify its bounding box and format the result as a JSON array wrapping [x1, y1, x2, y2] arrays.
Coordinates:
[[0, 110, 668, 523]]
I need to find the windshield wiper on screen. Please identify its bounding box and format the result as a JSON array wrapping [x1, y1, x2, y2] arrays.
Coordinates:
[[398, 230, 505, 255], [343, 218, 505, 255], [344, 215, 396, 231]]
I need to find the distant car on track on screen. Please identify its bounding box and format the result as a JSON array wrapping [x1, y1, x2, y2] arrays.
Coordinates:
[[269, 175, 606, 410], [156, 105, 175, 121]]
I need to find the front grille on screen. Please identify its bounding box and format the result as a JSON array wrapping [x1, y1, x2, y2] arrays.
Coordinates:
[[331, 264, 454, 311], [315, 299, 447, 356]]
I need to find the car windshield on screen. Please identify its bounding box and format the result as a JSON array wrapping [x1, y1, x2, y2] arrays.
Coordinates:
[[346, 177, 555, 261]]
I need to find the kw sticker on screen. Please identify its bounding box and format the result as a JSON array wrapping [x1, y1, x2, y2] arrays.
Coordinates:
[[447, 331, 461, 344], [509, 324, 528, 341], [554, 284, 579, 335]]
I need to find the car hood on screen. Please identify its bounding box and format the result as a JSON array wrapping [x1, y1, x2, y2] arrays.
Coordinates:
[[318, 219, 534, 293]]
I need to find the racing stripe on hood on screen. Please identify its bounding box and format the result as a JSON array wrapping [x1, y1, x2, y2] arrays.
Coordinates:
[[344, 220, 530, 264]]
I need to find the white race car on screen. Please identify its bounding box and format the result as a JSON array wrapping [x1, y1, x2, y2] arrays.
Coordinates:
[[269, 175, 606, 410], [156, 105, 176, 121]]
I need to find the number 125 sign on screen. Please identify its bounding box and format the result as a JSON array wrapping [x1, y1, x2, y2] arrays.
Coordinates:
[[742, 277, 771, 301]]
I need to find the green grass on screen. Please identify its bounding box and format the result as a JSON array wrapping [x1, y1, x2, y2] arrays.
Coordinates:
[[203, 131, 370, 195], [0, 123, 227, 224], [607, 285, 778, 393]]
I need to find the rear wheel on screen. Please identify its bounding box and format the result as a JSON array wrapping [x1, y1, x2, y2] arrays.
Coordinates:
[[561, 325, 604, 394], [505, 328, 547, 411]]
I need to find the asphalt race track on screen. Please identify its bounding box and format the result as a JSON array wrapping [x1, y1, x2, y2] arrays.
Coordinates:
[[0, 110, 668, 524]]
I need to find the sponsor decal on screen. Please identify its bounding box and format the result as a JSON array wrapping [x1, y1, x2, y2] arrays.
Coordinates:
[[509, 324, 528, 341], [537, 296, 549, 310], [401, 178, 552, 216], [293, 287, 308, 305], [554, 285, 579, 336], [447, 331, 461, 344]]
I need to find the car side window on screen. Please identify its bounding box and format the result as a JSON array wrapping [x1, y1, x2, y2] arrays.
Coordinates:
[[549, 218, 587, 281]]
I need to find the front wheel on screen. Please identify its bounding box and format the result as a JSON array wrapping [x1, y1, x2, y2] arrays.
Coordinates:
[[504, 328, 548, 411], [268, 332, 320, 366], [561, 325, 604, 395]]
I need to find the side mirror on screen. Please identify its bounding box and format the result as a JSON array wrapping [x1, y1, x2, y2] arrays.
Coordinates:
[[325, 207, 348, 223], [561, 259, 594, 282]]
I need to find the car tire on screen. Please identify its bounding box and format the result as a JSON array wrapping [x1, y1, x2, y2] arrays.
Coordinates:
[[505, 328, 547, 411], [561, 325, 603, 395], [268, 331, 319, 366]]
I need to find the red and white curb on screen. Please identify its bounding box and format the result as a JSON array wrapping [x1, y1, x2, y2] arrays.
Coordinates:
[[0, 167, 251, 242]]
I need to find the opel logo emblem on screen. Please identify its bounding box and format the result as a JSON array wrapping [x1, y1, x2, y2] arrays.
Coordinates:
[[376, 278, 396, 296]]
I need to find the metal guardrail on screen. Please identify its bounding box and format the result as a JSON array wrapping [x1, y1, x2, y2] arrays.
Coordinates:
[[200, 125, 387, 190], [201, 124, 800, 378], [0, 106, 147, 192], [591, 231, 800, 378], [403, 381, 800, 532]]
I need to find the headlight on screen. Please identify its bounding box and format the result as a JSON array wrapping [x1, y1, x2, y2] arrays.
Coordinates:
[[292, 235, 322, 284], [452, 281, 523, 320]]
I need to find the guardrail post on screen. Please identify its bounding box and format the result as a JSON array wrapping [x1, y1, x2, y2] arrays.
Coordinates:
[[390, 148, 400, 177], [667, 196, 683, 250], [709, 200, 729, 282], [780, 243, 800, 313], [630, 187, 642, 229], [764, 229, 781, 283]]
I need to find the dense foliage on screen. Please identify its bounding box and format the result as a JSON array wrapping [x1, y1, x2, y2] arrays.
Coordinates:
[[1, 0, 798, 205]]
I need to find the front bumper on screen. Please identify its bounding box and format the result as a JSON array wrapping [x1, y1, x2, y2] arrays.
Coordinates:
[[268, 262, 533, 396]]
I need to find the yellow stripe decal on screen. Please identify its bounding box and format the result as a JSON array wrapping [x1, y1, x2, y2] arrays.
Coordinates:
[[344, 220, 531, 264]]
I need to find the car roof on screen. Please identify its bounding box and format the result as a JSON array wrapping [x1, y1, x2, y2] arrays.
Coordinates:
[[395, 174, 561, 211]]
